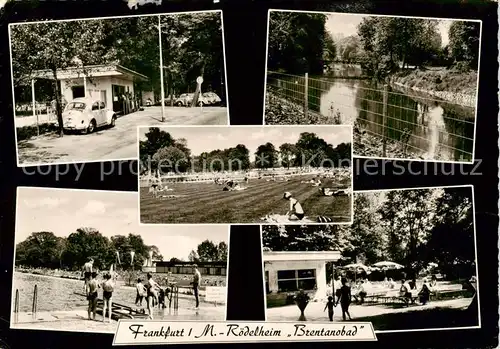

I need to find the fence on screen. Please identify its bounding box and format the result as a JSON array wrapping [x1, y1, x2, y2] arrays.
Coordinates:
[[266, 71, 475, 162], [139, 166, 351, 187]]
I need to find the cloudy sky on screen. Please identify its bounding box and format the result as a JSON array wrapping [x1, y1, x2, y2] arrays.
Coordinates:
[[325, 13, 458, 47], [139, 126, 351, 160], [16, 187, 229, 260]]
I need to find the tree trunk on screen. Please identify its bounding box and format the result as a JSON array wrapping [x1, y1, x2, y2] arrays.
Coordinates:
[[191, 63, 206, 108], [53, 69, 64, 137], [169, 72, 174, 107]]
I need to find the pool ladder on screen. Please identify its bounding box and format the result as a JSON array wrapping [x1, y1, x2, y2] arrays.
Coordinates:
[[13, 284, 38, 324]]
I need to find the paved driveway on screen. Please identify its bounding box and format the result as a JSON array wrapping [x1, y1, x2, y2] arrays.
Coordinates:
[[17, 106, 228, 166]]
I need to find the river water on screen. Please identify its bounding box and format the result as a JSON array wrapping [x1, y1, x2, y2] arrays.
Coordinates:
[[267, 66, 475, 162]]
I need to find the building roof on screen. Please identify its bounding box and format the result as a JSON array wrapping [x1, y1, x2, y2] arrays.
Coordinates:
[[28, 64, 149, 82], [263, 251, 342, 262]]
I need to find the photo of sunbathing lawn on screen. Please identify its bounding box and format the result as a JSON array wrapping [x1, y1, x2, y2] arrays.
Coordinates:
[[263, 185, 479, 332], [139, 126, 352, 224], [11, 188, 228, 333]]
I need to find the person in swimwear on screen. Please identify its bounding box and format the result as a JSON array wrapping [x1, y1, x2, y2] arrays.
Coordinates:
[[87, 272, 99, 320], [223, 180, 242, 191], [82, 258, 94, 295], [146, 273, 162, 319], [101, 273, 115, 323], [320, 187, 350, 196], [283, 192, 305, 221]]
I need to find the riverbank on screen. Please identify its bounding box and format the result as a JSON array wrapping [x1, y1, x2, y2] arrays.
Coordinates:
[[265, 89, 340, 125], [354, 122, 424, 160], [390, 68, 477, 108]]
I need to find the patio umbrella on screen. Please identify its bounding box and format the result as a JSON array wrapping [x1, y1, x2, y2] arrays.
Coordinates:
[[343, 263, 368, 271], [373, 261, 404, 269], [342, 263, 368, 282]]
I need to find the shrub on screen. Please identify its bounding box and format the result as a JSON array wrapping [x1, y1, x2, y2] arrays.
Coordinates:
[[17, 123, 58, 141]]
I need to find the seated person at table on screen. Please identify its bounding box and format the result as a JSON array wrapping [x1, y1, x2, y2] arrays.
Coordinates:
[[387, 278, 396, 289], [419, 278, 431, 305], [399, 280, 412, 304], [357, 280, 367, 304]]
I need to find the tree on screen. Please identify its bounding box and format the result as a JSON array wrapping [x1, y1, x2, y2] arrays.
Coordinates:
[[159, 12, 225, 106], [267, 12, 328, 74], [188, 250, 200, 263], [255, 142, 278, 168], [377, 189, 438, 269], [262, 225, 350, 252], [62, 227, 112, 271], [153, 146, 190, 174], [149, 245, 164, 261], [197, 240, 219, 262], [16, 231, 65, 269], [279, 143, 297, 169], [139, 128, 175, 165], [217, 241, 228, 262], [425, 187, 475, 278], [10, 20, 113, 137], [448, 21, 481, 70], [343, 194, 386, 264]]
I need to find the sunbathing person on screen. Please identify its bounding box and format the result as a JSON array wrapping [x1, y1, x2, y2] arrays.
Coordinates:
[[320, 187, 350, 196], [222, 180, 244, 191], [283, 192, 304, 221]]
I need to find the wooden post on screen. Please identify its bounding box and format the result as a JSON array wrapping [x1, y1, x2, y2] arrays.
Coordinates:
[[332, 263, 335, 300], [304, 73, 309, 117], [32, 79, 39, 136], [382, 84, 388, 157]]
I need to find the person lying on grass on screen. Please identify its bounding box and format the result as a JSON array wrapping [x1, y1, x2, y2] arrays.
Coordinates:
[[320, 187, 350, 196], [283, 192, 304, 221], [149, 182, 172, 198], [222, 180, 245, 191]]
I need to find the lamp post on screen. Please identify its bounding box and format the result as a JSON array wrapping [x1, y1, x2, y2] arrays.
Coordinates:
[[158, 15, 165, 122]]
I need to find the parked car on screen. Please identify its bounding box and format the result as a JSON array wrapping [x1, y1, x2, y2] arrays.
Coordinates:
[[62, 98, 117, 134], [174, 93, 209, 107], [202, 92, 222, 105]]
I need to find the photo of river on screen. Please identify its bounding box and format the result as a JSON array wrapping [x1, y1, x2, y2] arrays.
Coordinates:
[[264, 11, 480, 163], [267, 68, 475, 162]]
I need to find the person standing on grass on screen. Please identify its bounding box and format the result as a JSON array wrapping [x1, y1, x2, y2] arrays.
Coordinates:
[[192, 264, 201, 309], [101, 274, 115, 323], [283, 192, 304, 221], [337, 278, 352, 321], [82, 258, 94, 295], [87, 272, 99, 321]]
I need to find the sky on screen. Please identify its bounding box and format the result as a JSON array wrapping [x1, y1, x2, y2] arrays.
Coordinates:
[[139, 126, 352, 160], [15, 187, 229, 261], [325, 13, 455, 47]]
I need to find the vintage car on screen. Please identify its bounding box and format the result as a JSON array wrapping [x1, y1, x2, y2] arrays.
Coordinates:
[[202, 92, 222, 105], [62, 98, 117, 134], [174, 93, 209, 107]]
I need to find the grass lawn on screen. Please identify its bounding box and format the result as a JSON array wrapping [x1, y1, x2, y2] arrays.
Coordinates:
[[140, 174, 352, 224]]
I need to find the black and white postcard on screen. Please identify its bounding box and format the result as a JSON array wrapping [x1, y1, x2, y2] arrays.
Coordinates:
[[10, 11, 229, 167], [138, 125, 353, 224]]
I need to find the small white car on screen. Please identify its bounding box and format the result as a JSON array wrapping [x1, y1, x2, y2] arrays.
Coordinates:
[[62, 98, 117, 134], [202, 92, 222, 105]]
